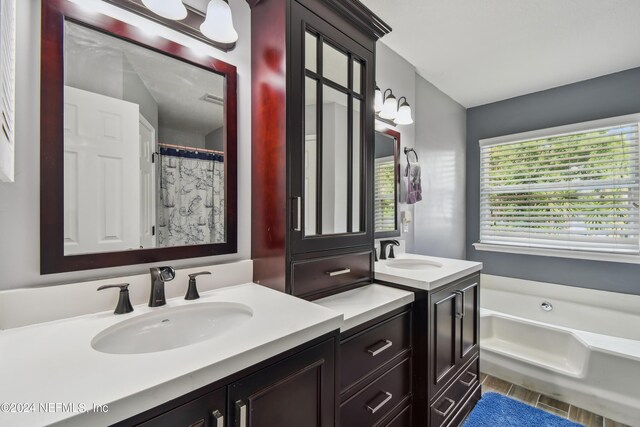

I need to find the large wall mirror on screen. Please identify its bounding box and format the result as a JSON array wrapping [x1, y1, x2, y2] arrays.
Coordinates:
[[40, 0, 237, 273], [374, 129, 400, 238]]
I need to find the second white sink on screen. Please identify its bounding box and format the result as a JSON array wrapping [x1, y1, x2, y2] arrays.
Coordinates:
[[91, 302, 254, 355], [385, 259, 443, 271]]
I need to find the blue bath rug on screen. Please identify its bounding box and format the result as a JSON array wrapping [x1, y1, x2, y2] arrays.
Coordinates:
[[463, 393, 584, 427]]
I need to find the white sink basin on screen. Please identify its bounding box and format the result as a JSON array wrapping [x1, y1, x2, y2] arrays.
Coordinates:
[[91, 302, 254, 355], [385, 259, 443, 271]]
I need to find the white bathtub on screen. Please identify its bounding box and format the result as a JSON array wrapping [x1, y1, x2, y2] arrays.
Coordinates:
[[480, 274, 640, 426]]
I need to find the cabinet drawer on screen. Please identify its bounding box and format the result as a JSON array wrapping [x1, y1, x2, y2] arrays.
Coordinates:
[[340, 311, 411, 393], [381, 404, 412, 427], [340, 357, 411, 427], [430, 357, 479, 427], [291, 251, 371, 298]]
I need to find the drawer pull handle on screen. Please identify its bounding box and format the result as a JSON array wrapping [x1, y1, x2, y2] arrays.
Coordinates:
[[366, 391, 393, 414], [460, 372, 477, 387], [188, 421, 205, 427], [326, 268, 351, 277], [433, 397, 456, 418], [236, 401, 247, 427], [367, 339, 393, 356], [212, 409, 224, 427]]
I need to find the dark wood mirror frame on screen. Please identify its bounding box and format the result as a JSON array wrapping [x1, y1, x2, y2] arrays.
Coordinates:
[[374, 128, 401, 239], [40, 0, 238, 274]]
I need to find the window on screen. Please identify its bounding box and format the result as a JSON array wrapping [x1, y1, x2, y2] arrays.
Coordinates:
[[477, 114, 640, 259], [375, 156, 396, 232]]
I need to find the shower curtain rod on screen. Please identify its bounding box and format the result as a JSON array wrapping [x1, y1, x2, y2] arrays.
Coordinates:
[[158, 142, 224, 155]]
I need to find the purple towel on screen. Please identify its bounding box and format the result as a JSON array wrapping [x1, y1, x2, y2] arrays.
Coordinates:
[[404, 162, 422, 204]]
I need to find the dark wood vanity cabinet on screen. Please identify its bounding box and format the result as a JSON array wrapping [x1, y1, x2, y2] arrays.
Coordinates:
[[136, 388, 226, 427], [228, 339, 337, 427], [115, 334, 337, 427], [249, 0, 391, 299], [339, 307, 413, 427], [379, 273, 481, 427], [430, 275, 480, 398]]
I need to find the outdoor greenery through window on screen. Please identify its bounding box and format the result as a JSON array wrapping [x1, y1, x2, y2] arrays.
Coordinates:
[[479, 116, 640, 255], [375, 157, 396, 232]]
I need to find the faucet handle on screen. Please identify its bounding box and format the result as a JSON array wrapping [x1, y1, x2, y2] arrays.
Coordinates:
[[97, 283, 134, 315], [186, 271, 211, 300], [159, 266, 176, 282], [188, 271, 212, 279]]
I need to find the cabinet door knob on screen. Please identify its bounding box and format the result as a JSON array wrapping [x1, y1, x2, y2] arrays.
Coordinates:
[[366, 391, 393, 414], [236, 401, 247, 427], [367, 339, 393, 357], [212, 410, 224, 427]]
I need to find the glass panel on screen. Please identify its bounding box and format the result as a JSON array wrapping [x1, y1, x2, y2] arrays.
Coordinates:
[[304, 77, 317, 236], [322, 41, 348, 87], [352, 98, 361, 232], [352, 59, 362, 94], [305, 31, 317, 73], [322, 84, 349, 234]]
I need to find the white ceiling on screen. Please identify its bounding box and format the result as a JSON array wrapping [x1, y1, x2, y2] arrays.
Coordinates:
[[360, 0, 640, 107]]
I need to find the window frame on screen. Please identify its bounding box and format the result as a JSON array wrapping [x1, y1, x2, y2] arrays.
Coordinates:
[[474, 113, 640, 264]]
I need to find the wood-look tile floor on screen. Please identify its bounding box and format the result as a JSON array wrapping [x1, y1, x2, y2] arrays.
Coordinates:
[[479, 373, 630, 427]]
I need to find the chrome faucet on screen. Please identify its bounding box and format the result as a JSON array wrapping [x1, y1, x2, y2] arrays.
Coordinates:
[[149, 266, 176, 307], [379, 240, 400, 260]]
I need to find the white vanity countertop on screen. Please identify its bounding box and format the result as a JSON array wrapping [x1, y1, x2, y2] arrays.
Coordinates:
[[314, 284, 414, 331], [0, 283, 342, 427], [375, 253, 482, 291]]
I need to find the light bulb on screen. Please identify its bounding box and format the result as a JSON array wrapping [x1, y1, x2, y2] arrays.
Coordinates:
[[200, 0, 239, 44], [374, 86, 384, 113], [394, 98, 413, 125], [379, 90, 397, 120], [141, 0, 187, 20]]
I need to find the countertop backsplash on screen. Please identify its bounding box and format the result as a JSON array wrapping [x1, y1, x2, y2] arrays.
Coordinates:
[[0, 260, 253, 330]]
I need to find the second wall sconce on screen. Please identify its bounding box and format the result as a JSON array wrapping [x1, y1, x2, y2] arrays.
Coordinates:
[[375, 85, 414, 126]]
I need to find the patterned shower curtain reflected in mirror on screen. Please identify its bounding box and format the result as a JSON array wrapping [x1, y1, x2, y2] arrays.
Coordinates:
[[158, 147, 225, 247]]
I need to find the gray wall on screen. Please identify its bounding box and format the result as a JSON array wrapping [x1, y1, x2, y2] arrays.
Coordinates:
[[206, 127, 224, 151], [466, 67, 640, 295], [122, 58, 159, 134], [0, 0, 252, 290], [375, 43, 467, 259], [413, 75, 467, 259], [375, 43, 416, 252]]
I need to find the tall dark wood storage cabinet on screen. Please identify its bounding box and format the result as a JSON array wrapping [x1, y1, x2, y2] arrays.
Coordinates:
[[249, 0, 391, 299]]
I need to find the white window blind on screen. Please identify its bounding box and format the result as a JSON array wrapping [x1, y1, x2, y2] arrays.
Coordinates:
[[375, 156, 395, 232], [479, 116, 640, 255]]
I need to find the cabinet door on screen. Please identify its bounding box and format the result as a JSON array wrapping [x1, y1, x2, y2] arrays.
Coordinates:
[[137, 388, 226, 427], [289, 2, 375, 254], [228, 339, 336, 427], [458, 279, 479, 362], [429, 275, 481, 398], [430, 286, 459, 395]]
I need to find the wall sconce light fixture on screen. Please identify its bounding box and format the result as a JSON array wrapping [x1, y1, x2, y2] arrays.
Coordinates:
[[375, 85, 414, 126], [140, 0, 238, 44], [394, 96, 414, 125], [200, 0, 238, 44], [379, 88, 398, 120], [141, 0, 187, 20]]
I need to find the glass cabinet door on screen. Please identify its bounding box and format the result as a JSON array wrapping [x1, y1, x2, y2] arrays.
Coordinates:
[[291, 4, 374, 253]]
